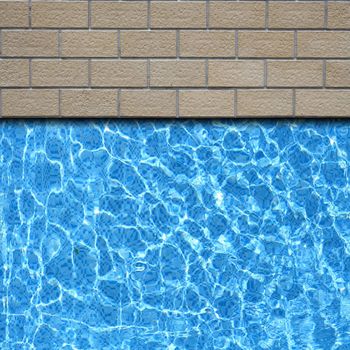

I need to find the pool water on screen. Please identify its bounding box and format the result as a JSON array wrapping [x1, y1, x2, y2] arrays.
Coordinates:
[[1, 120, 350, 349]]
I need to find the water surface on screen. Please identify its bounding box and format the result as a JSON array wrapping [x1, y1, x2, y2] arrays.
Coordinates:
[[1, 120, 350, 349]]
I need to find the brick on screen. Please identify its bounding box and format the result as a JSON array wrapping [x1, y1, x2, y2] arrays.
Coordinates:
[[269, 2, 324, 29], [180, 31, 235, 57], [31, 60, 88, 87], [326, 61, 350, 87], [120, 31, 176, 58], [0, 59, 29, 87], [208, 60, 264, 87], [92, 1, 147, 29], [2, 89, 58, 117], [61, 31, 118, 57], [179, 90, 234, 117], [120, 90, 176, 117], [210, 2, 265, 29], [239, 31, 294, 58], [91, 60, 147, 87], [1, 31, 58, 57], [328, 2, 350, 29], [150, 60, 206, 87], [61, 89, 118, 117], [0, 0, 347, 120], [0, 2, 28, 28], [32, 1, 88, 28], [237, 90, 293, 117], [298, 32, 350, 58], [151, 2, 206, 29], [296, 90, 350, 117], [267, 60, 323, 87]]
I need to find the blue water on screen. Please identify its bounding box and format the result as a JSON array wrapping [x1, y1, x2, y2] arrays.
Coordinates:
[[1, 119, 350, 349]]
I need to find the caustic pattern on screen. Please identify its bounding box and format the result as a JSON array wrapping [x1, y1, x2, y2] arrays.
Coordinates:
[[1, 120, 350, 349]]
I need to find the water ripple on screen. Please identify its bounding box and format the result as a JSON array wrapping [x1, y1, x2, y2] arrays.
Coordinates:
[[0, 119, 350, 349]]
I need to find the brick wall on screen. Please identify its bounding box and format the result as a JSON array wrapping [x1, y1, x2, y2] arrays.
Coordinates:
[[0, 0, 349, 118]]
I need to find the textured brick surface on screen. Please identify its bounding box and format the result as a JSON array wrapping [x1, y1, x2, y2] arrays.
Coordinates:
[[180, 91, 234, 117], [120, 90, 176, 117], [210, 2, 265, 29], [91, 60, 147, 87], [328, 2, 350, 29], [2, 89, 59, 117], [92, 2, 147, 29], [2, 31, 58, 57], [296, 90, 350, 117], [326, 61, 350, 87], [0, 0, 349, 118], [0, 60, 29, 87], [298, 32, 350, 58], [151, 2, 206, 29], [121, 31, 176, 57], [267, 60, 323, 87], [180, 31, 235, 57], [239, 32, 294, 58], [61, 90, 118, 117], [269, 2, 324, 29], [61, 31, 118, 57], [208, 60, 264, 87], [150, 60, 206, 87], [32, 60, 88, 87], [0, 2, 28, 28], [32, 1, 88, 28], [237, 90, 293, 117]]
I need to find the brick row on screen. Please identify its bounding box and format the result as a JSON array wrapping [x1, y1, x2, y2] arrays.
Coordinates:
[[1, 2, 349, 30], [2, 89, 350, 118], [2, 59, 350, 88], [2, 30, 350, 58]]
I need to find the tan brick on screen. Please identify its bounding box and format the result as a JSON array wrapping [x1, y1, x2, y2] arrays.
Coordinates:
[[208, 60, 264, 87], [91, 60, 147, 87], [61, 89, 118, 117], [210, 2, 265, 29], [61, 31, 118, 57], [179, 90, 234, 117], [326, 61, 350, 87], [120, 31, 176, 57], [269, 2, 324, 29], [2, 89, 58, 117], [120, 90, 176, 117], [150, 60, 206, 87], [180, 31, 235, 57], [31, 60, 88, 87], [151, 2, 206, 29], [239, 31, 294, 58], [32, 1, 88, 28], [298, 32, 350, 58], [0, 59, 29, 87], [237, 90, 293, 117], [267, 60, 323, 87], [0, 2, 28, 28], [328, 2, 350, 29], [1, 31, 58, 57], [296, 90, 350, 117], [92, 1, 147, 29]]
